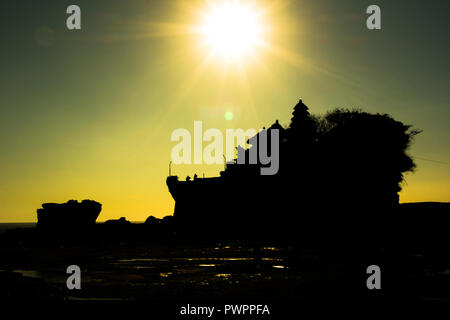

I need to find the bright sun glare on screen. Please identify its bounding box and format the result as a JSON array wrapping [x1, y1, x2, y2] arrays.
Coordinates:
[[198, 1, 265, 62]]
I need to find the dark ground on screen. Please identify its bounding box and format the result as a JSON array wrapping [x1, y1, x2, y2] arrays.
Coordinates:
[[0, 237, 448, 303]]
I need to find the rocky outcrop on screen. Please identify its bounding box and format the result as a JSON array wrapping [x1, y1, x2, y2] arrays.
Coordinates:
[[37, 199, 101, 229], [104, 217, 131, 225], [145, 215, 174, 226], [144, 215, 160, 225]]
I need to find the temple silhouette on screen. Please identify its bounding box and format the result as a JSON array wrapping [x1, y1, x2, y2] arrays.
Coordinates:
[[167, 99, 421, 241]]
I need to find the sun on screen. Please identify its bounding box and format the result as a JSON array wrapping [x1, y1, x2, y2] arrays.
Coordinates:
[[198, 1, 266, 62]]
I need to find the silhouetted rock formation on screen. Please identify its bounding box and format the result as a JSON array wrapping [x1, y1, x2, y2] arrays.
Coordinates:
[[145, 215, 174, 227], [37, 199, 101, 229], [145, 215, 161, 225], [104, 217, 131, 225]]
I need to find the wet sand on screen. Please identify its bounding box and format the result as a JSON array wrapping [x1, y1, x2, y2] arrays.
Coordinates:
[[0, 242, 449, 302]]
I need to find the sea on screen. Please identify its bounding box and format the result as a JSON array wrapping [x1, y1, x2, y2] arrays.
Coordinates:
[[0, 222, 147, 234], [0, 223, 36, 234]]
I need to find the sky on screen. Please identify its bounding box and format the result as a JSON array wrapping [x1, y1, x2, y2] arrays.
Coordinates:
[[0, 0, 449, 222]]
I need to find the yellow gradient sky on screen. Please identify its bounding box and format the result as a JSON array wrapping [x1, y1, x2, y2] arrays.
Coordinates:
[[0, 0, 449, 222]]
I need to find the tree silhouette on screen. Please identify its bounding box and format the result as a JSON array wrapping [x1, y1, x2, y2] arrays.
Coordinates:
[[314, 108, 421, 208]]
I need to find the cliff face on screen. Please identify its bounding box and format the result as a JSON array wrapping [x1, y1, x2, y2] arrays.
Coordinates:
[[37, 199, 101, 229]]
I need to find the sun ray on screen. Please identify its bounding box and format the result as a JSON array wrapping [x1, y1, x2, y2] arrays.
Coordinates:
[[234, 59, 260, 125], [151, 51, 216, 135], [260, 39, 363, 90]]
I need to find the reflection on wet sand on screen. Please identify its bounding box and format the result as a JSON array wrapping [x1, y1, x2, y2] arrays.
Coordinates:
[[0, 243, 448, 301]]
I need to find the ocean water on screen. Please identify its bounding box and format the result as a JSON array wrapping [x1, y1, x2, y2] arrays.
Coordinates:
[[0, 223, 36, 234], [0, 222, 144, 234]]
